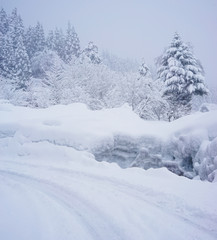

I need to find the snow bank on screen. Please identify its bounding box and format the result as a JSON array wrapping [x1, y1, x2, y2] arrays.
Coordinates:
[[1, 101, 217, 181]]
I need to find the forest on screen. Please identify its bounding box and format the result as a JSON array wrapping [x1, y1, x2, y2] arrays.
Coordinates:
[[0, 8, 213, 121]]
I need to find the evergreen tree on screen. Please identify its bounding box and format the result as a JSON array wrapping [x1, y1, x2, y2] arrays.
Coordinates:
[[139, 62, 151, 77], [64, 23, 80, 63], [3, 8, 31, 88], [0, 8, 9, 35], [35, 22, 45, 52], [46, 30, 55, 51], [24, 22, 45, 59], [0, 32, 9, 78], [24, 26, 35, 58], [81, 41, 101, 64], [43, 53, 66, 105], [157, 33, 208, 119], [12, 35, 32, 88], [0, 8, 9, 77], [53, 28, 66, 60]]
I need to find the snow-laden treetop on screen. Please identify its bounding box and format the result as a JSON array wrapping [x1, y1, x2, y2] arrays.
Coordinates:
[[158, 32, 208, 97]]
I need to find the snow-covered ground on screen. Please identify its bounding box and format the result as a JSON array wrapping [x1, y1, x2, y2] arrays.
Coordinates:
[[0, 101, 217, 240]]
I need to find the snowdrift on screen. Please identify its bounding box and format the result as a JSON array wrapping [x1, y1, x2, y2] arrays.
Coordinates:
[[1, 101, 217, 240]]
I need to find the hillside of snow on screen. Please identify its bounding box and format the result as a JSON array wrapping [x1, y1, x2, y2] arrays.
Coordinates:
[[1, 101, 217, 240]]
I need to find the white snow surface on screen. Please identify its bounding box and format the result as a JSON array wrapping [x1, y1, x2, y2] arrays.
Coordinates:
[[1, 101, 217, 240]]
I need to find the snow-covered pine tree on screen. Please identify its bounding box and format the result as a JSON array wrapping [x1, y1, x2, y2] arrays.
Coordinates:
[[24, 22, 45, 59], [157, 33, 208, 119], [13, 35, 32, 88], [0, 8, 9, 35], [139, 62, 151, 77], [0, 32, 7, 78], [4, 8, 31, 88], [35, 22, 45, 52], [46, 30, 55, 51], [0, 8, 9, 77], [81, 41, 101, 64], [64, 23, 80, 63], [53, 28, 66, 61], [24, 26, 35, 58], [44, 53, 65, 105]]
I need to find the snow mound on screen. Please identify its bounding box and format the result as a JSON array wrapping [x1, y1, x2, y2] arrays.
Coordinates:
[[1, 102, 217, 181]]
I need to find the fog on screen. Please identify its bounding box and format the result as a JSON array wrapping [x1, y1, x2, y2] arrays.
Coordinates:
[[1, 0, 217, 87]]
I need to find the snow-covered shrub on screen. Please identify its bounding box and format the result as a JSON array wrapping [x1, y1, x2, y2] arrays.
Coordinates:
[[26, 78, 52, 107], [0, 76, 29, 106]]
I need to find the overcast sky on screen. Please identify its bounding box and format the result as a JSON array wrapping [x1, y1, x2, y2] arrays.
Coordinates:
[[1, 0, 217, 87]]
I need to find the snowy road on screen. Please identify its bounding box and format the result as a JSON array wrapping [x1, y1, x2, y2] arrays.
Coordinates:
[[1, 148, 217, 240]]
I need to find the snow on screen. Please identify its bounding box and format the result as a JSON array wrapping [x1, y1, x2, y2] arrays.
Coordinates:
[[1, 102, 217, 239]]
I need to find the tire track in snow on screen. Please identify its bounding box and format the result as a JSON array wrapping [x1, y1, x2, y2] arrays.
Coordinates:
[[0, 169, 127, 240], [4, 159, 215, 237], [0, 160, 217, 240]]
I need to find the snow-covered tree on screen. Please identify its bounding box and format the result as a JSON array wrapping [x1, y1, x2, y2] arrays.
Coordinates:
[[53, 28, 66, 61], [0, 33, 7, 77], [44, 57, 65, 105], [132, 61, 168, 120], [139, 61, 151, 77], [24, 26, 35, 57], [131, 62, 150, 111], [27, 51, 66, 107], [157, 33, 208, 119], [46, 30, 55, 51], [2, 9, 31, 88], [24, 22, 45, 59], [31, 49, 56, 78], [12, 35, 32, 88], [0, 8, 9, 35], [35, 22, 45, 51], [64, 23, 80, 63], [0, 9, 9, 78], [135, 80, 169, 120], [80, 41, 101, 64]]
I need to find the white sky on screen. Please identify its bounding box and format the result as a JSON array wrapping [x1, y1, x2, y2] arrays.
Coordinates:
[[1, 0, 217, 88]]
